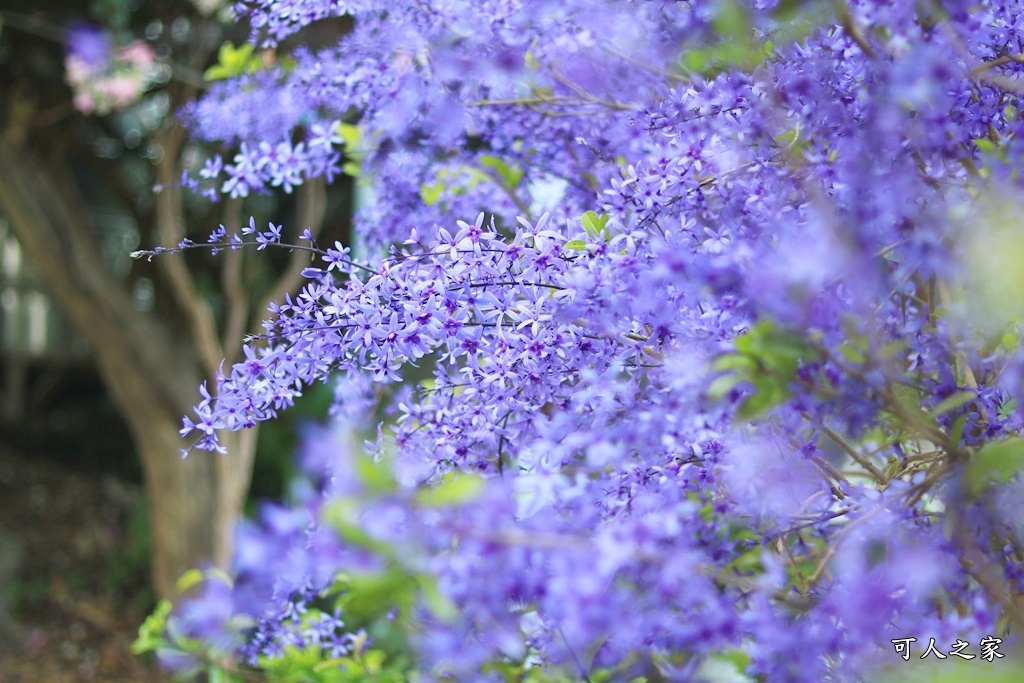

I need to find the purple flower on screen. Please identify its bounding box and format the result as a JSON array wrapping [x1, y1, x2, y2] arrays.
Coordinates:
[[65, 23, 111, 69], [155, 1, 1024, 680]]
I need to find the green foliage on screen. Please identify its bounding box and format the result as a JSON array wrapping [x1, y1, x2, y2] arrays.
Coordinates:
[[479, 155, 525, 190], [204, 42, 262, 81], [677, 0, 826, 77], [966, 438, 1024, 494], [332, 569, 417, 622], [709, 319, 818, 419], [132, 596, 232, 682], [132, 575, 416, 683], [131, 598, 174, 657], [131, 443, 483, 682], [974, 137, 1006, 161], [414, 471, 484, 507], [931, 390, 978, 417], [420, 166, 487, 205], [338, 123, 366, 178], [565, 211, 612, 251], [419, 155, 528, 214], [259, 637, 408, 683], [678, 0, 763, 76], [580, 210, 611, 241]]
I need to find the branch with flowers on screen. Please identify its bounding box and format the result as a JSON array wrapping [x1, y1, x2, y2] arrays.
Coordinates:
[[132, 1, 1024, 681]]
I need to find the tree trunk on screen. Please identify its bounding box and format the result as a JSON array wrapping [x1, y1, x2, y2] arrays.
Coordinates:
[[0, 132, 254, 600], [129, 420, 257, 597]]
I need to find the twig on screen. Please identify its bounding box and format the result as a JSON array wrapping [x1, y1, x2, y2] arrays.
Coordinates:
[[835, 0, 875, 57], [971, 52, 1024, 76], [821, 425, 887, 483]]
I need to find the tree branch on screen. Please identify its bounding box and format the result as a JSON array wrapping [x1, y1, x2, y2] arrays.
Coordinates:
[[0, 130, 199, 415], [153, 126, 224, 381]]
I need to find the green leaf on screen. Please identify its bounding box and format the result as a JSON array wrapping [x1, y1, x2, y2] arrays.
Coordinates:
[[931, 390, 976, 417], [356, 455, 398, 494], [734, 320, 815, 376], [483, 660, 524, 683], [420, 180, 444, 204], [581, 211, 611, 240], [324, 500, 394, 556], [975, 138, 997, 155], [712, 0, 753, 42], [131, 599, 173, 654], [707, 373, 744, 401], [337, 123, 362, 150], [416, 472, 484, 507], [1000, 397, 1020, 421], [735, 378, 789, 420], [480, 155, 524, 189], [418, 574, 459, 622], [950, 413, 969, 447], [563, 239, 587, 251], [838, 342, 866, 365], [771, 0, 811, 20], [694, 655, 749, 683], [724, 545, 763, 574], [712, 353, 758, 372], [337, 569, 417, 621], [708, 320, 816, 418], [337, 123, 368, 178], [329, 509, 389, 552], [676, 0, 763, 76], [203, 42, 259, 81], [363, 648, 387, 672], [966, 438, 1024, 494], [176, 568, 205, 594], [313, 656, 358, 673]]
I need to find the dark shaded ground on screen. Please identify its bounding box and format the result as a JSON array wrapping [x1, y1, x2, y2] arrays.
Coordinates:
[[0, 446, 170, 682]]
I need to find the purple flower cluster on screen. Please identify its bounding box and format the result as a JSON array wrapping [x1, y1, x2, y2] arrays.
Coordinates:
[[148, 1, 1024, 680]]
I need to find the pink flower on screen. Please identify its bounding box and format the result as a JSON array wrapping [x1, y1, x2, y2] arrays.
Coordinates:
[[63, 56, 93, 86], [103, 74, 142, 108], [72, 91, 95, 114], [118, 41, 155, 70]]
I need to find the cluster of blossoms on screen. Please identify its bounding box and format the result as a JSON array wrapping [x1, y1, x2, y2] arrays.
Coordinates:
[[143, 0, 1024, 681], [64, 25, 159, 115]]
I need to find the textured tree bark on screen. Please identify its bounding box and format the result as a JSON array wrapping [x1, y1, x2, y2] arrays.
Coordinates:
[[0, 133, 256, 600]]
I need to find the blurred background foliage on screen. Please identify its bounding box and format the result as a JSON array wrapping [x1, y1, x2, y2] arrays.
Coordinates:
[[0, 1, 351, 673]]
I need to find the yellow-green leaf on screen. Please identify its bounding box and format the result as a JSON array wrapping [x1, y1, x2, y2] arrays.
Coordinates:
[[203, 42, 259, 81], [176, 568, 205, 593], [967, 438, 1024, 494], [707, 373, 744, 401], [416, 472, 485, 507], [581, 210, 611, 239]]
